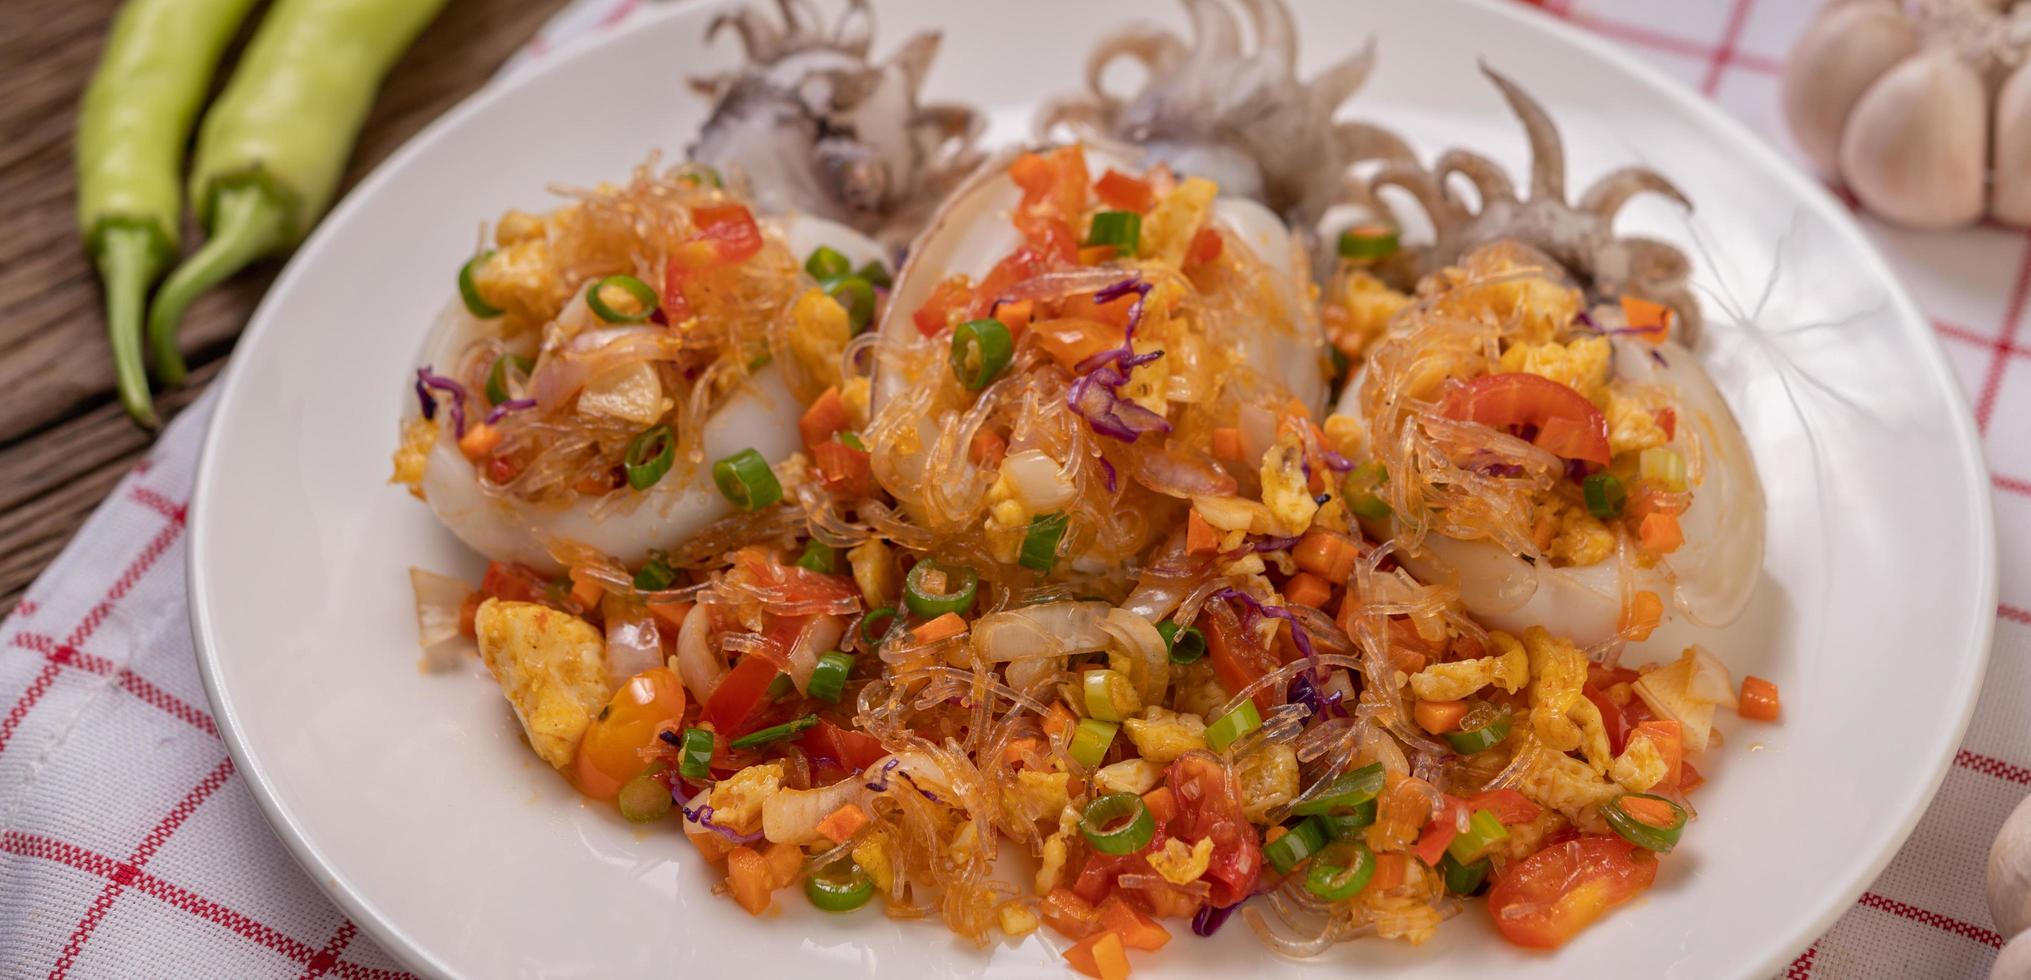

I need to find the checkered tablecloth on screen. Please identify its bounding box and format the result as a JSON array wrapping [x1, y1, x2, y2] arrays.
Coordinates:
[[1, 1, 2024, 977]]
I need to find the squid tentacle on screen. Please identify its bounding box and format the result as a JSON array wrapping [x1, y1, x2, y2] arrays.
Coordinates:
[[1238, 0, 1297, 69], [1083, 29, 1189, 106], [1577, 167, 1691, 222], [1435, 149, 1517, 212], [1306, 39, 1379, 118], [1481, 63, 1567, 204]]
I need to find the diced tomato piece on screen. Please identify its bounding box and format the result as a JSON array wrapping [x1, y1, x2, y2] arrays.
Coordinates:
[[1060, 287, 1136, 328], [800, 386, 849, 449], [1488, 835, 1657, 949], [913, 276, 972, 337], [1010, 146, 1091, 221], [1164, 753, 1262, 907], [1631, 720, 1683, 787], [688, 203, 764, 267], [1654, 406, 1677, 440], [1094, 169, 1156, 213], [798, 718, 889, 771], [480, 561, 549, 604], [1584, 684, 1631, 756], [812, 440, 875, 497], [701, 654, 778, 736], [1041, 886, 1104, 940], [1437, 372, 1612, 466], [1098, 897, 1171, 951], [1413, 795, 1468, 867], [1464, 788, 1543, 825], [1185, 226, 1224, 266], [1201, 600, 1274, 713]]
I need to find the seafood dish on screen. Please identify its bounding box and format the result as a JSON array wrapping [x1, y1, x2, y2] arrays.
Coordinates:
[[393, 0, 1778, 973]]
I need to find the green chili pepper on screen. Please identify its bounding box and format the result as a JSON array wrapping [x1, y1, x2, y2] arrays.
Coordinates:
[[147, 0, 449, 385], [77, 0, 263, 426]]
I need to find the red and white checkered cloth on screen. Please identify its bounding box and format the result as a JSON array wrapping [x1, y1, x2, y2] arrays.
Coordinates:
[[1, 1, 2024, 976]]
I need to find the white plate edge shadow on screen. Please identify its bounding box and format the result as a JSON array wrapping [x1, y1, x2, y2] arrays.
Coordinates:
[[184, 1, 2000, 977]]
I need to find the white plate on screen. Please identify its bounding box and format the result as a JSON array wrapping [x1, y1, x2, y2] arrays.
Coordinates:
[[189, 1, 1998, 977]]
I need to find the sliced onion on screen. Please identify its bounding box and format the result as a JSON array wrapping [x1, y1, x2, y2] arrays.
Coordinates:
[[1100, 607, 1171, 706], [409, 568, 476, 672], [602, 595, 665, 687], [970, 601, 1113, 663], [786, 614, 847, 694], [530, 326, 686, 411], [1684, 644, 1740, 708], [676, 602, 726, 702], [762, 776, 866, 844], [1001, 450, 1077, 512], [1129, 444, 1238, 499]]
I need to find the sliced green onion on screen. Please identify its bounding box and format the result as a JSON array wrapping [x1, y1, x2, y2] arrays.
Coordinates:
[[633, 553, 677, 592], [1445, 704, 1513, 755], [1206, 700, 1262, 754], [859, 606, 897, 648], [838, 431, 868, 451], [1604, 793, 1688, 853], [805, 245, 853, 281], [1291, 762, 1386, 816], [1337, 223, 1399, 261], [1157, 622, 1206, 664], [1068, 718, 1117, 768], [586, 273, 659, 323], [1080, 793, 1156, 855], [1086, 210, 1141, 256], [729, 714, 819, 750], [950, 318, 1014, 391], [808, 651, 854, 704], [1583, 471, 1628, 519], [1320, 800, 1379, 840], [855, 259, 892, 289], [822, 275, 877, 334], [679, 164, 723, 188], [1349, 493, 1392, 522], [458, 251, 503, 318], [1303, 842, 1375, 901], [1439, 853, 1491, 895], [677, 727, 715, 780], [795, 539, 837, 574], [805, 861, 876, 912], [1639, 446, 1688, 493], [616, 769, 673, 823], [1446, 808, 1511, 865], [765, 672, 794, 701], [485, 353, 532, 405], [624, 425, 676, 491], [712, 448, 783, 510], [1019, 512, 1070, 573], [1264, 817, 1328, 874], [1347, 460, 1388, 489], [1082, 669, 1140, 722], [904, 561, 978, 618]]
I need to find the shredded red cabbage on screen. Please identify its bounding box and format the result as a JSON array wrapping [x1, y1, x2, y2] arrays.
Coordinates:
[[681, 802, 762, 843], [484, 398, 536, 425], [1321, 449, 1354, 472], [1099, 456, 1118, 494], [1288, 671, 1347, 721], [1212, 587, 1317, 666], [1192, 901, 1238, 936], [1067, 277, 1172, 443], [863, 757, 901, 792], [415, 367, 469, 437]]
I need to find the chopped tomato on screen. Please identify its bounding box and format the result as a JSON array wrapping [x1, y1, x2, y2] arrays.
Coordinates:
[[1032, 317, 1124, 369], [1164, 752, 1262, 907], [1437, 372, 1612, 466], [800, 387, 849, 448], [1654, 406, 1678, 440], [1464, 788, 1543, 825], [812, 440, 875, 497], [1041, 886, 1104, 939], [1584, 684, 1631, 755], [729, 548, 861, 608], [1740, 675, 1782, 722], [1094, 169, 1156, 213], [967, 222, 1078, 321], [574, 667, 687, 800], [1638, 511, 1684, 553], [1630, 720, 1683, 787], [1201, 601, 1275, 712], [799, 718, 889, 771], [479, 561, 550, 604], [1487, 835, 1658, 949], [1009, 146, 1091, 222], [700, 653, 778, 736], [675, 203, 764, 269], [1414, 795, 1469, 867], [913, 275, 973, 337], [1060, 287, 1136, 328], [1185, 226, 1224, 266], [1098, 896, 1171, 950]]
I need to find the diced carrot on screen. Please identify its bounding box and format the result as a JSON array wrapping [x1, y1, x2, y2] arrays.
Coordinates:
[[1209, 426, 1244, 463], [1060, 288, 1135, 329], [1186, 508, 1220, 554], [1041, 886, 1103, 940], [1294, 529, 1360, 583], [993, 298, 1034, 334], [1412, 797, 1463, 867], [1620, 295, 1673, 343], [566, 567, 604, 609], [1064, 931, 1132, 980], [1413, 699, 1470, 735], [1369, 852, 1408, 891], [1002, 736, 1044, 767], [1618, 795, 1680, 828], [686, 821, 739, 861], [800, 386, 849, 449], [726, 846, 774, 914], [646, 601, 694, 633], [969, 429, 1008, 467], [1631, 720, 1683, 787], [1141, 786, 1176, 827], [457, 422, 502, 460], [1078, 244, 1119, 265], [1654, 406, 1677, 440], [815, 803, 870, 845], [1098, 896, 1171, 951], [812, 440, 875, 498], [1032, 316, 1122, 369], [1622, 589, 1664, 641], [912, 612, 969, 644], [1094, 169, 1156, 213], [1638, 512, 1684, 553], [1185, 226, 1223, 266], [763, 840, 804, 889], [1740, 675, 1782, 722], [1282, 571, 1333, 610]]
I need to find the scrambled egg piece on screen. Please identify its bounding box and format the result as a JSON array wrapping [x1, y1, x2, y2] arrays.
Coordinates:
[[1008, 769, 1073, 824], [1123, 706, 1208, 764], [471, 208, 576, 330], [1035, 804, 1081, 894], [1517, 746, 1622, 816], [1536, 497, 1616, 567], [1119, 338, 1171, 416], [1168, 662, 1230, 720], [1325, 270, 1412, 359], [847, 538, 896, 607], [1496, 809, 1570, 862], [1141, 177, 1218, 267], [839, 376, 872, 430], [1235, 744, 1299, 822], [705, 762, 785, 836], [788, 288, 850, 392], [390, 417, 438, 499], [1407, 630, 1530, 701], [998, 902, 1040, 937], [1609, 732, 1669, 792], [1361, 860, 1445, 945], [1431, 245, 1584, 343], [853, 828, 895, 891], [473, 599, 610, 769], [576, 360, 666, 425], [1094, 759, 1163, 796], [1258, 429, 1320, 536], [1322, 413, 1368, 461], [1147, 836, 1215, 886], [1523, 627, 1613, 771], [1499, 335, 1612, 398], [981, 475, 1031, 565], [1606, 392, 1670, 455]]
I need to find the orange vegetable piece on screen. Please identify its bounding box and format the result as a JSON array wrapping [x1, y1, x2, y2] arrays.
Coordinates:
[[1638, 512, 1684, 554], [968, 429, 1008, 466], [1617, 795, 1680, 828], [913, 612, 969, 644], [762, 840, 804, 890], [812, 440, 876, 498], [1622, 590, 1664, 641], [1369, 852, 1408, 892], [1414, 699, 1470, 735], [1620, 295, 1673, 343], [647, 600, 693, 631], [1282, 571, 1332, 610], [1209, 426, 1244, 463], [1098, 897, 1171, 951], [1186, 509, 1220, 554], [1141, 786, 1177, 826], [1041, 886, 1103, 940], [799, 386, 849, 449], [1032, 316, 1123, 369], [1043, 703, 1076, 739], [566, 567, 603, 609], [913, 275, 972, 337], [457, 422, 501, 460], [1185, 226, 1223, 265], [1064, 931, 1132, 980], [726, 846, 774, 915], [1630, 720, 1683, 787], [816, 803, 870, 844], [1740, 675, 1782, 722], [1679, 761, 1706, 793], [1078, 244, 1119, 265], [1060, 288, 1136, 329], [1094, 169, 1156, 213], [1294, 529, 1360, 583]]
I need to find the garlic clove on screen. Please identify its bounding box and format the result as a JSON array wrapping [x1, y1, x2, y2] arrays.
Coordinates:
[[1781, 0, 1919, 176], [1989, 793, 2031, 941], [1839, 46, 1989, 229], [1993, 61, 2031, 227]]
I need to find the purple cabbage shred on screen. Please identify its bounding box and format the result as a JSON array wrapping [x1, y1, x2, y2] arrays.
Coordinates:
[[1212, 587, 1317, 666], [1321, 449, 1354, 472], [1192, 902, 1238, 937], [484, 398, 536, 425], [681, 803, 762, 843], [1099, 457, 1118, 493], [415, 367, 469, 437], [863, 758, 901, 793], [1067, 277, 1171, 444]]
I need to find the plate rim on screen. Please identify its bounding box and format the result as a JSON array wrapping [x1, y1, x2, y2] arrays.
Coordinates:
[[186, 1, 2001, 976]]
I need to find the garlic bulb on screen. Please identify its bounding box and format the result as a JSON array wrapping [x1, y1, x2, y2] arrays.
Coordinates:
[[1781, 0, 2031, 229]]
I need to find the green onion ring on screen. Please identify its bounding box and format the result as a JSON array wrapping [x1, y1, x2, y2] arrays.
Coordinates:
[[950, 318, 1013, 391], [795, 539, 837, 574], [807, 651, 854, 704], [904, 561, 978, 618], [729, 714, 819, 750], [677, 727, 715, 781], [1604, 793, 1688, 853], [1205, 700, 1263, 754], [805, 245, 853, 281], [712, 448, 783, 510], [1086, 210, 1142, 256], [1290, 762, 1386, 816], [484, 354, 532, 405], [804, 861, 876, 912], [586, 273, 659, 323], [1264, 816, 1328, 874], [1067, 718, 1117, 768], [1303, 842, 1375, 901], [1080, 793, 1155, 855], [1336, 224, 1399, 261], [632, 554, 677, 592], [459, 252, 503, 318], [623, 425, 676, 491], [859, 607, 898, 649], [1439, 853, 1491, 895], [1019, 512, 1069, 573], [1156, 622, 1206, 664], [1583, 472, 1627, 519], [1320, 800, 1379, 840], [1444, 705, 1513, 755], [821, 275, 877, 334]]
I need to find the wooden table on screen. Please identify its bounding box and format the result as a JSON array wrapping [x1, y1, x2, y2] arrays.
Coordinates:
[[0, 0, 571, 614]]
